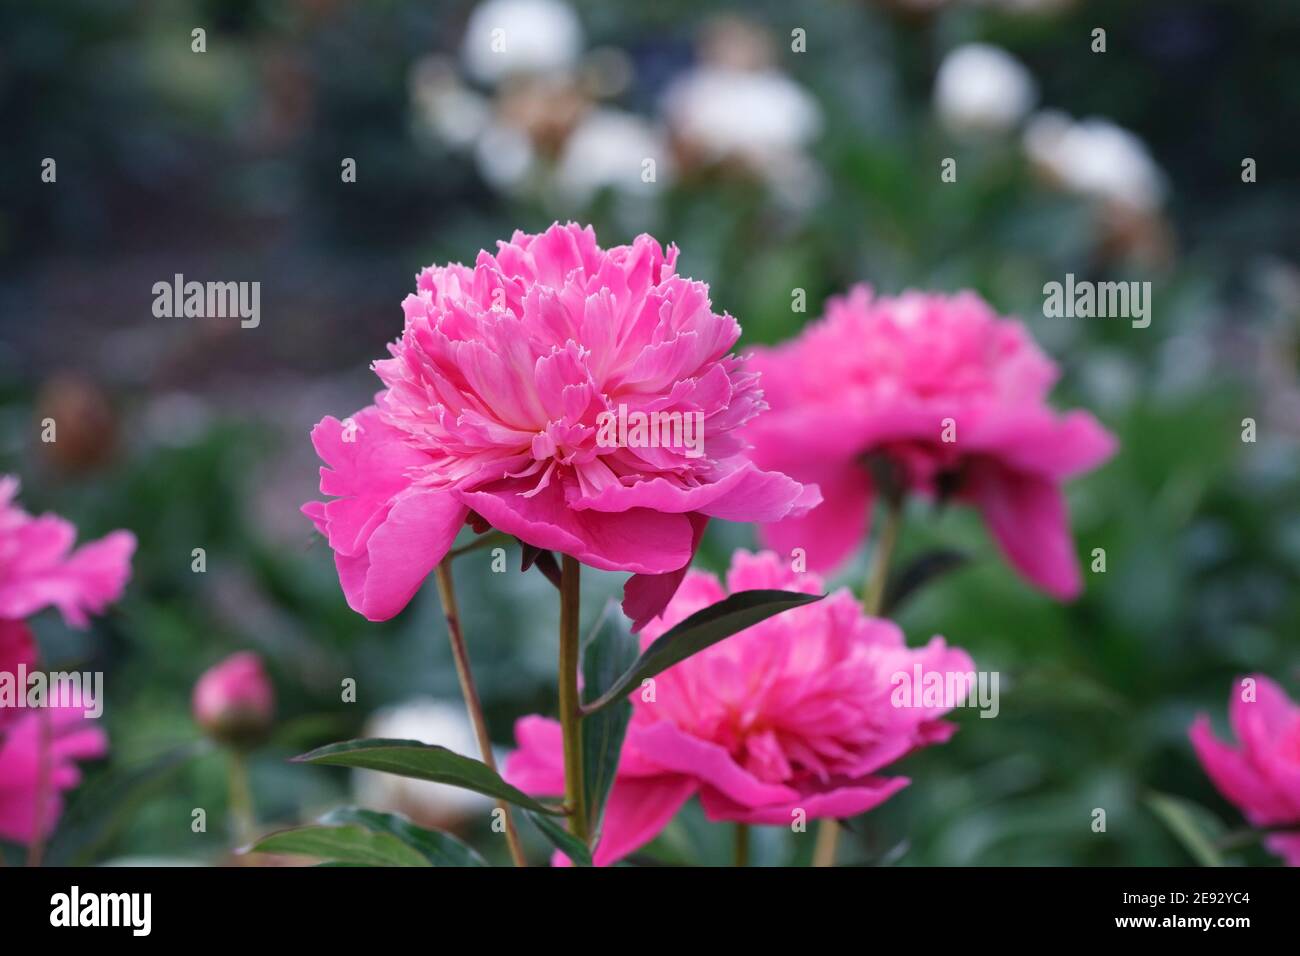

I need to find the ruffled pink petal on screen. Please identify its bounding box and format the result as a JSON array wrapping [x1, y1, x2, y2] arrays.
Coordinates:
[[0, 705, 108, 845], [1189, 716, 1293, 825], [965, 462, 1082, 599], [455, 477, 693, 574], [503, 716, 566, 795], [1230, 676, 1300, 818], [622, 515, 709, 632], [572, 460, 820, 524], [758, 462, 870, 574], [1264, 832, 1300, 867], [344, 487, 468, 622], [589, 775, 697, 867], [699, 774, 910, 825], [0, 528, 135, 629], [628, 720, 799, 808]]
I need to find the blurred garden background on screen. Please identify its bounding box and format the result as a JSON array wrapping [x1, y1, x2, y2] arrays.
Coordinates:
[[1, 0, 1298, 865]]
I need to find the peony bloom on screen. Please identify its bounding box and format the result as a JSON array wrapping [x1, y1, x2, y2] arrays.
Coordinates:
[[0, 620, 108, 845], [1190, 676, 1300, 866], [744, 287, 1116, 599], [506, 549, 974, 865], [193, 652, 276, 746], [0, 476, 136, 628], [303, 222, 818, 626], [0, 478, 129, 846]]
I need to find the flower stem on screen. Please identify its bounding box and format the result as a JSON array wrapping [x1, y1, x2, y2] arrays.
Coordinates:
[[26, 709, 53, 866], [228, 750, 256, 848], [861, 495, 903, 617], [813, 495, 905, 868], [734, 823, 750, 867], [434, 559, 527, 867], [558, 554, 588, 842]]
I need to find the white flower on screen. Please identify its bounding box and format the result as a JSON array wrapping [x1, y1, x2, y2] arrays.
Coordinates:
[[474, 122, 536, 192], [353, 698, 493, 824], [662, 66, 821, 163], [555, 109, 672, 203], [934, 43, 1037, 136], [1024, 110, 1165, 210], [462, 0, 583, 85]]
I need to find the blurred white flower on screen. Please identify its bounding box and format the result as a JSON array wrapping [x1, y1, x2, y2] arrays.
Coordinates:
[[410, 56, 491, 149], [353, 698, 493, 828], [934, 43, 1037, 137], [1023, 110, 1166, 211], [474, 121, 536, 192], [462, 0, 583, 85], [555, 109, 672, 204], [662, 66, 821, 165]]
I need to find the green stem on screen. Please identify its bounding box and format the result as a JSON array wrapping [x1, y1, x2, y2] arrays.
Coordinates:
[[813, 495, 905, 868], [434, 559, 528, 867], [734, 823, 749, 867], [861, 495, 903, 617], [558, 554, 588, 842], [228, 750, 255, 848], [26, 709, 53, 866]]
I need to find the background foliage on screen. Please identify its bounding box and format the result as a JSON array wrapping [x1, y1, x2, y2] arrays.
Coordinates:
[[1, 0, 1297, 865]]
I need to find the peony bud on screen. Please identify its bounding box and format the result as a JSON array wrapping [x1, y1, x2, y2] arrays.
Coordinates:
[[192, 652, 275, 747]]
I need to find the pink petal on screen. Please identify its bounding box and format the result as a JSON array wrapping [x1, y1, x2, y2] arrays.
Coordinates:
[[699, 774, 910, 825], [455, 477, 693, 574], [965, 463, 1083, 599], [628, 720, 799, 808]]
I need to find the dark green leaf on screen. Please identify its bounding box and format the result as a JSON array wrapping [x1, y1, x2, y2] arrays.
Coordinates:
[[526, 811, 592, 866], [251, 824, 431, 866], [320, 807, 486, 866], [583, 589, 824, 715], [293, 738, 565, 815], [881, 549, 969, 616], [581, 601, 638, 844]]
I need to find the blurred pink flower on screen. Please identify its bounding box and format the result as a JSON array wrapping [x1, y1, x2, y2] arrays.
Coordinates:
[[193, 652, 275, 744], [0, 476, 136, 627], [506, 549, 973, 865], [743, 286, 1116, 599], [303, 222, 818, 625], [1190, 675, 1300, 866], [0, 619, 107, 846]]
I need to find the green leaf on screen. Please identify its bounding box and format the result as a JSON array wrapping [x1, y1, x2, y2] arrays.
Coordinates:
[[320, 807, 486, 866], [581, 601, 638, 845], [881, 549, 969, 616], [526, 811, 592, 866], [1146, 792, 1225, 867], [251, 824, 431, 867], [583, 589, 824, 715], [293, 738, 565, 815]]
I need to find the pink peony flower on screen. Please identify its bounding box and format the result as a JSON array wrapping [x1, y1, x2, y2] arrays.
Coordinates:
[[0, 475, 136, 628], [0, 619, 107, 846], [193, 652, 276, 745], [302, 222, 818, 625], [1190, 675, 1300, 866], [744, 286, 1116, 599], [506, 549, 974, 865], [0, 478, 129, 846]]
